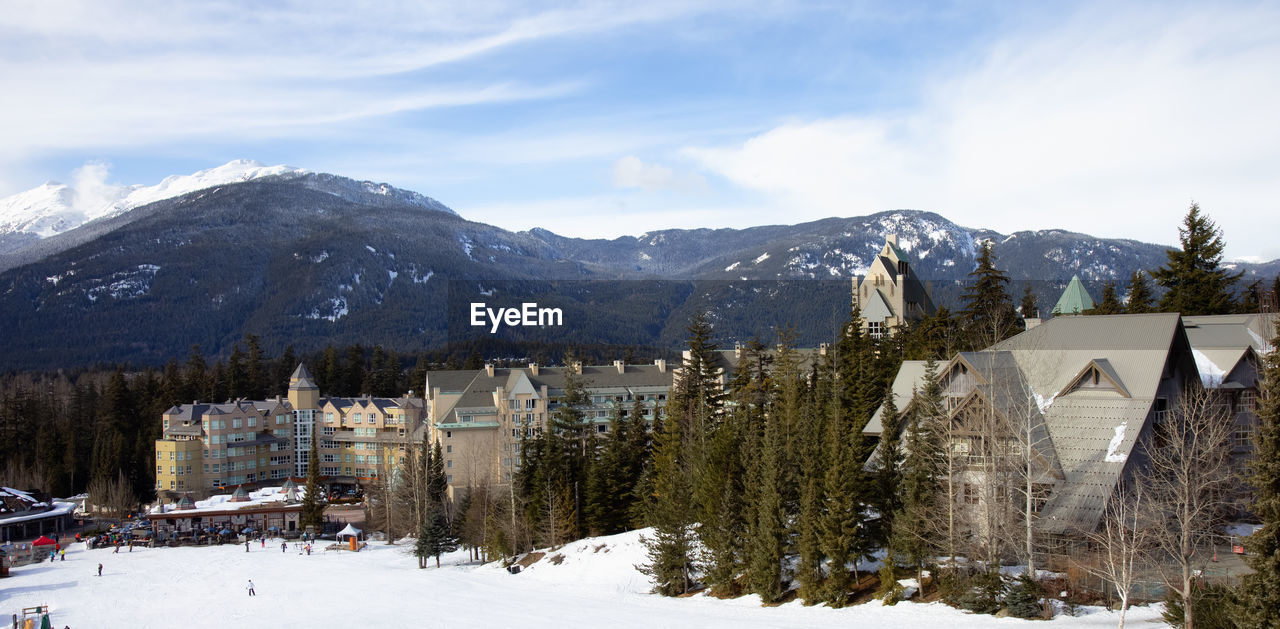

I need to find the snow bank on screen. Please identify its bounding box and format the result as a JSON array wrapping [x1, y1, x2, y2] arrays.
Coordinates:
[[1, 530, 1168, 629]]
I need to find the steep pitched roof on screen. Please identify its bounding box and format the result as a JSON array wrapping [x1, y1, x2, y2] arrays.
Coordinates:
[[1052, 275, 1095, 315], [290, 364, 313, 380], [862, 288, 895, 322]]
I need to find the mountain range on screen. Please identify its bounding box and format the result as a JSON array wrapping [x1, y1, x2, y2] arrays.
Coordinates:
[[1, 161, 1276, 370]]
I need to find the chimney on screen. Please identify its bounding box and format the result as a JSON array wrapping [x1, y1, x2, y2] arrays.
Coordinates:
[[734, 342, 742, 359], [614, 360, 625, 375], [819, 343, 828, 356], [485, 363, 494, 377], [654, 358, 667, 373], [1024, 317, 1043, 330], [572, 361, 583, 375], [886, 234, 899, 247], [529, 363, 539, 376]]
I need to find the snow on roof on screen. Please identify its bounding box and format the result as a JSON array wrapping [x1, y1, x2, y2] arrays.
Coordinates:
[[1192, 348, 1227, 387], [150, 485, 308, 515]]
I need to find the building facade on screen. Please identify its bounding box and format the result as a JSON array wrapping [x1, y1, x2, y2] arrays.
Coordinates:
[[154, 364, 425, 498], [424, 360, 674, 494], [853, 234, 935, 337], [865, 311, 1272, 558]]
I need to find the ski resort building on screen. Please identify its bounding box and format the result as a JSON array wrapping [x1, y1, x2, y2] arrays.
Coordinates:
[[154, 365, 425, 499], [865, 312, 1271, 560], [423, 360, 674, 494], [853, 234, 935, 338]]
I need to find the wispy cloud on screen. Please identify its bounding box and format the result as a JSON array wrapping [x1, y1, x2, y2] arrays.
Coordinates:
[[681, 4, 1280, 258], [0, 1, 704, 166]]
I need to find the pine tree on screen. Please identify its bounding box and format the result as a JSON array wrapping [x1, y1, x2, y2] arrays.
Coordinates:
[[1126, 270, 1156, 314], [1088, 281, 1124, 315], [227, 344, 247, 399], [872, 386, 903, 546], [1019, 283, 1038, 319], [1153, 203, 1241, 315], [794, 359, 830, 604], [427, 440, 448, 507], [244, 334, 266, 400], [746, 394, 786, 603], [960, 242, 1020, 350], [416, 506, 459, 568], [1238, 280, 1263, 314], [300, 433, 325, 530], [641, 391, 698, 595], [890, 359, 945, 591], [818, 313, 879, 606], [1236, 321, 1280, 628]]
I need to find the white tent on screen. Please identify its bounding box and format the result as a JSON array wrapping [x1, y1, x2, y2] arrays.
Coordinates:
[[336, 523, 361, 540]]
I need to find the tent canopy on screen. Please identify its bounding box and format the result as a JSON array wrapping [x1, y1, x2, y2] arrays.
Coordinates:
[[336, 524, 361, 539], [32, 536, 57, 546]]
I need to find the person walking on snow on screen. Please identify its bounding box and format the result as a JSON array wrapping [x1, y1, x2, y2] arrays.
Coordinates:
[[247, 579, 256, 596], [281, 542, 286, 553], [97, 563, 102, 577]]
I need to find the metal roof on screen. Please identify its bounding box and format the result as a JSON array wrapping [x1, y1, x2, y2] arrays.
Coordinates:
[[1052, 275, 1095, 316]]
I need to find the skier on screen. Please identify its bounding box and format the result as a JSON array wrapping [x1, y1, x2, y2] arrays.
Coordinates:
[[281, 541, 287, 553], [245, 540, 250, 552], [97, 563, 102, 577], [247, 579, 256, 596]]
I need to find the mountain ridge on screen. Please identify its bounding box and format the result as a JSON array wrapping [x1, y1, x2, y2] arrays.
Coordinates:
[[1, 164, 1276, 370]]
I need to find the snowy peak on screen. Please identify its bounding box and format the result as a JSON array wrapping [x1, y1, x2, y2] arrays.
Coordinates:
[[0, 160, 309, 242], [0, 182, 79, 237]]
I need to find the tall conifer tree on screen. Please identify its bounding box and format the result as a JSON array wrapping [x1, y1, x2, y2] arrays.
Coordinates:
[[1153, 203, 1241, 315], [1237, 321, 1280, 628], [960, 242, 1020, 350]]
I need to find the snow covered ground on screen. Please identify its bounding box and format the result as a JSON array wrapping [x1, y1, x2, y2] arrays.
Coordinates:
[[1, 529, 1167, 628]]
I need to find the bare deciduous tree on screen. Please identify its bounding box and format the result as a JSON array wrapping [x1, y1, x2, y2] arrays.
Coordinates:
[[1076, 479, 1149, 629], [1141, 385, 1234, 629]]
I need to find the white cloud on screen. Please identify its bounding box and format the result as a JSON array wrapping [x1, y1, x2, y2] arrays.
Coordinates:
[[0, 1, 705, 176], [682, 4, 1280, 259], [612, 156, 706, 192], [70, 161, 128, 216]]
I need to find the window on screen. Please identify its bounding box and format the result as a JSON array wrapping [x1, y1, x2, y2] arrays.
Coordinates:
[[326, 412, 335, 423], [323, 426, 335, 436], [446, 431, 452, 438], [248, 416, 257, 427], [446, 445, 453, 453], [276, 414, 286, 425], [964, 484, 979, 505], [157, 452, 163, 461], [1234, 426, 1255, 449], [1238, 390, 1258, 414], [170, 451, 175, 460], [868, 321, 883, 339], [597, 425, 608, 433], [156, 465, 162, 474], [525, 399, 535, 410], [446, 460, 453, 468], [447, 475, 453, 483], [353, 413, 362, 424], [232, 418, 242, 429]]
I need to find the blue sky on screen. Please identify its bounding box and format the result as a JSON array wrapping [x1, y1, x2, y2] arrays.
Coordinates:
[[3, 1, 1279, 259]]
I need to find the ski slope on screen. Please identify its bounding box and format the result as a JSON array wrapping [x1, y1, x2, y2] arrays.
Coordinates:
[[1, 529, 1166, 628]]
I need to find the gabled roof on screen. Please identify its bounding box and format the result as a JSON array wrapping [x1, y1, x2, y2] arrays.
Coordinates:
[[864, 360, 927, 435], [1053, 275, 1095, 315], [862, 288, 895, 322], [1061, 358, 1131, 398]]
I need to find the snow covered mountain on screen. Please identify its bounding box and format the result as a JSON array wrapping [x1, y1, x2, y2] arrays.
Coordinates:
[[0, 161, 1276, 370], [0, 160, 305, 247]]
